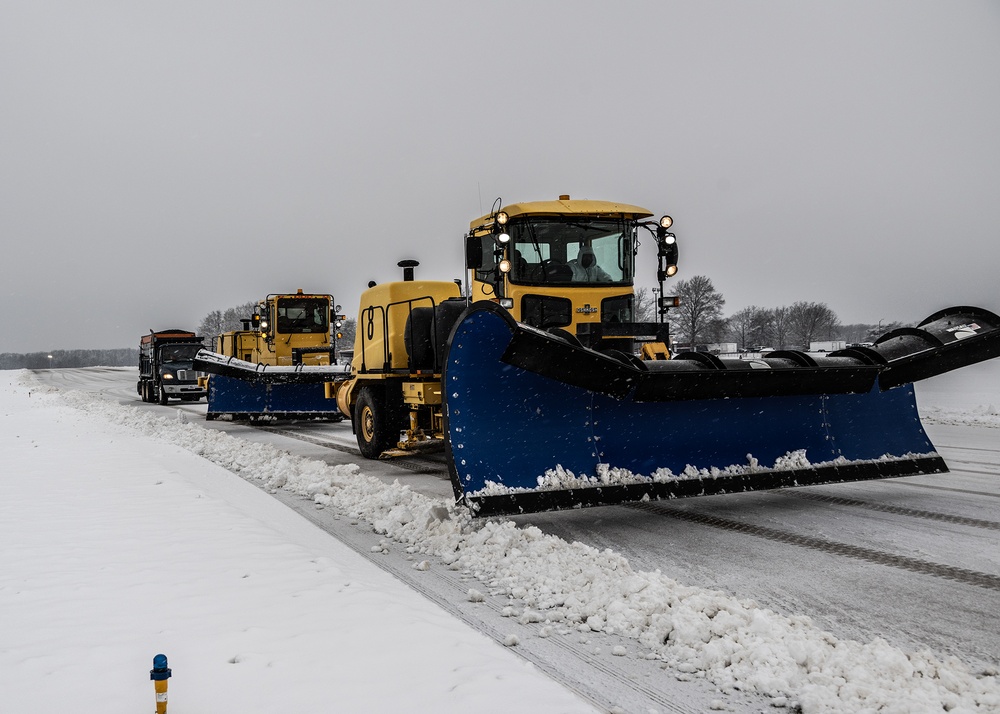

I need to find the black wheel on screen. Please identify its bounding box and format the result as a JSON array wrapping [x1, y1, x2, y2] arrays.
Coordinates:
[[136, 381, 143, 398], [354, 386, 397, 459], [157, 385, 168, 406]]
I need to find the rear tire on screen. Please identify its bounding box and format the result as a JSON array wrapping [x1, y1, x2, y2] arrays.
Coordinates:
[[355, 386, 396, 459]]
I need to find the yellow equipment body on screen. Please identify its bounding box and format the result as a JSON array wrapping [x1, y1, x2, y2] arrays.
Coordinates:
[[215, 289, 337, 367]]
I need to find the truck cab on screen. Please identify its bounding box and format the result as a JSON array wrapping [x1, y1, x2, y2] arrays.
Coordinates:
[[252, 291, 339, 366], [138, 330, 207, 404], [466, 196, 677, 352]]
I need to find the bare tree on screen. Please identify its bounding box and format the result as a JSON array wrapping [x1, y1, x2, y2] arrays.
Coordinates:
[[670, 275, 725, 346], [767, 306, 792, 350], [633, 287, 658, 323], [197, 310, 225, 342], [727, 305, 771, 351], [787, 301, 840, 349], [198, 301, 260, 345]]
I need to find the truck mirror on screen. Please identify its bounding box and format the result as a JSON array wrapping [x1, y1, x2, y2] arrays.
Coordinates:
[[465, 234, 483, 270]]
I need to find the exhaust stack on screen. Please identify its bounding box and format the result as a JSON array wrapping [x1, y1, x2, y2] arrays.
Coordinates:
[[398, 259, 419, 281]]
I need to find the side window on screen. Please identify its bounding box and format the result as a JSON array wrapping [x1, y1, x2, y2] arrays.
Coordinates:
[[601, 295, 633, 323]]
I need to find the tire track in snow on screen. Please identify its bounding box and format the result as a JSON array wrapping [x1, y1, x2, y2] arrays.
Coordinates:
[[776, 490, 1000, 531], [626, 502, 1000, 592]]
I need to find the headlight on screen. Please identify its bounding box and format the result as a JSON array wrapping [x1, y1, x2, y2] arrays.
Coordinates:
[[498, 259, 512, 273], [162, 373, 174, 380], [496, 232, 510, 244], [496, 211, 509, 226], [663, 234, 676, 245], [660, 215, 673, 229], [666, 265, 678, 277]]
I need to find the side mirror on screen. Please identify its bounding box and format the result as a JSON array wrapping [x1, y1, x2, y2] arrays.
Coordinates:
[[465, 234, 483, 270]]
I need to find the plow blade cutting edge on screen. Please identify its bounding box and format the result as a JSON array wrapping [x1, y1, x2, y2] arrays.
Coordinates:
[[444, 302, 1000, 516]]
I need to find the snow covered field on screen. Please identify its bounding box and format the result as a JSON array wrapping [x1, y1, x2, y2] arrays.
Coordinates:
[[4, 364, 1000, 713]]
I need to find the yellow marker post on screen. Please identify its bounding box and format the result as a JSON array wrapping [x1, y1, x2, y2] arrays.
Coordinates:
[[150, 654, 171, 714]]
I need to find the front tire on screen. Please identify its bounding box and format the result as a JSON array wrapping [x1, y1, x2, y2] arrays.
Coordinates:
[[355, 386, 396, 459], [157, 385, 168, 405]]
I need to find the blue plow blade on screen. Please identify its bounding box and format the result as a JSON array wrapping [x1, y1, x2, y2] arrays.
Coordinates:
[[206, 374, 342, 421], [443, 305, 945, 517]]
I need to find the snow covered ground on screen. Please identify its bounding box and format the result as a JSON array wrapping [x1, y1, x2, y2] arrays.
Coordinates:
[[4, 364, 1000, 713]]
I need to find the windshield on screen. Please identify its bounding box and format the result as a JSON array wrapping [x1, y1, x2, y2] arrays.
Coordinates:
[[159, 344, 201, 362], [507, 218, 634, 286], [276, 298, 329, 334]]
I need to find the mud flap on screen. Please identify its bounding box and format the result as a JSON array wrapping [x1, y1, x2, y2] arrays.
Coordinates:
[[444, 303, 947, 517]]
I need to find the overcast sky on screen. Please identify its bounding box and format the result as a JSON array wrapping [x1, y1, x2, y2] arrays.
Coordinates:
[[2, 1, 998, 352]]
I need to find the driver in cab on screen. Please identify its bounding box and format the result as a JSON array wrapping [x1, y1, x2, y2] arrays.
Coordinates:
[[568, 245, 612, 282]]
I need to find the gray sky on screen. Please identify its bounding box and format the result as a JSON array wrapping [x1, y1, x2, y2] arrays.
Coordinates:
[[2, 1, 998, 352]]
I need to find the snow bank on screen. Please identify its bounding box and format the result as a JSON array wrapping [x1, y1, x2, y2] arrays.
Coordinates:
[[922, 404, 1000, 429], [30, 374, 1000, 713]]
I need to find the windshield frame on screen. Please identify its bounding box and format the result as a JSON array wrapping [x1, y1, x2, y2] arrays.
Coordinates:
[[158, 344, 201, 362], [504, 216, 636, 287], [274, 297, 330, 335]]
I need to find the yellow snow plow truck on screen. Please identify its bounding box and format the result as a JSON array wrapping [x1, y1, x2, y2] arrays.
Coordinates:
[[196, 289, 348, 420], [334, 197, 680, 459]]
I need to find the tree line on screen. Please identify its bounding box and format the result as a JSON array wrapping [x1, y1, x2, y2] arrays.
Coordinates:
[[637, 275, 906, 351], [1, 348, 138, 370]]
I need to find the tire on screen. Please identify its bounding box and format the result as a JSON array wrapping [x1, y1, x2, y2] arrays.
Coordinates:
[[157, 384, 168, 405], [354, 386, 398, 459]]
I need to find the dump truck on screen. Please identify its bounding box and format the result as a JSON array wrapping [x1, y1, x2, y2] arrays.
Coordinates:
[[137, 329, 207, 404], [196, 290, 348, 420], [197, 197, 1000, 517]]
